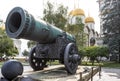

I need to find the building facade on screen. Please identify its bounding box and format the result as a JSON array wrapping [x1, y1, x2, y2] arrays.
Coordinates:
[[68, 8, 99, 46]]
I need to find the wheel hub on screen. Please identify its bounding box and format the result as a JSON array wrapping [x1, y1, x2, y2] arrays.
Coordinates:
[[70, 54, 80, 63]]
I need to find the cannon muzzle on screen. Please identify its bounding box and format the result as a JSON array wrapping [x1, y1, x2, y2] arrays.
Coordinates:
[[6, 7, 75, 43]]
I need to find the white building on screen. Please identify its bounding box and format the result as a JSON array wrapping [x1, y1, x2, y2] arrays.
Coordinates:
[[68, 8, 99, 46]]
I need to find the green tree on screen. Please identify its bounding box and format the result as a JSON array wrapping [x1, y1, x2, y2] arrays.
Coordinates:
[[84, 46, 98, 65], [98, 46, 109, 57], [101, 0, 120, 62], [22, 50, 29, 57], [82, 46, 109, 65], [0, 29, 18, 58], [67, 17, 87, 49], [43, 1, 68, 30], [27, 40, 36, 48], [22, 49, 29, 61]]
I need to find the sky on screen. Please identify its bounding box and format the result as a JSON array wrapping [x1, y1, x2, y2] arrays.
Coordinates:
[[0, 0, 100, 33]]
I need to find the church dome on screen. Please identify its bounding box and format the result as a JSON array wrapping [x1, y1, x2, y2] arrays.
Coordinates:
[[69, 8, 85, 16], [85, 17, 95, 23]]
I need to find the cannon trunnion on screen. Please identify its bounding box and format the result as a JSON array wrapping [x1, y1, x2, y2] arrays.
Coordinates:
[[5, 7, 80, 74]]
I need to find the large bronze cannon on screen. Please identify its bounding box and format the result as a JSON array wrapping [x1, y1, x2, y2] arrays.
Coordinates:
[[5, 7, 80, 74]]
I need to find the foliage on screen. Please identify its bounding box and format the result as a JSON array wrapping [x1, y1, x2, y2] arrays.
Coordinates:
[[67, 17, 87, 49], [43, 1, 68, 30], [102, 0, 120, 34], [22, 50, 29, 57], [80, 46, 109, 65], [101, 0, 120, 62], [0, 29, 18, 58], [27, 40, 36, 48]]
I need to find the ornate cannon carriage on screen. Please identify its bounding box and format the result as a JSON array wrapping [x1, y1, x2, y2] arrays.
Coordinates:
[[5, 7, 80, 74]]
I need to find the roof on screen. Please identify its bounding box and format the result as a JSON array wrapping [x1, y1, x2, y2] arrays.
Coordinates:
[[85, 17, 95, 23], [69, 8, 85, 16]]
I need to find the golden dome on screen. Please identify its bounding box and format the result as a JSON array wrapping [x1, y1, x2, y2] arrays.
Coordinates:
[[69, 8, 85, 16], [69, 10, 73, 15], [85, 17, 95, 23]]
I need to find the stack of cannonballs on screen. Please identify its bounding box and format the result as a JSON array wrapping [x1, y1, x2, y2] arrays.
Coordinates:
[[0, 60, 35, 81]]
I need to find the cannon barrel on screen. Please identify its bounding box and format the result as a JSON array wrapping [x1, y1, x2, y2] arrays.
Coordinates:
[[5, 7, 75, 43]]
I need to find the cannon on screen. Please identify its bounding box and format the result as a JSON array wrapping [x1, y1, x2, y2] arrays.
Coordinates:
[[5, 7, 80, 74]]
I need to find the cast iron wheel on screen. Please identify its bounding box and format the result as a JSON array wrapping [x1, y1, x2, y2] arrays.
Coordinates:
[[29, 46, 47, 71], [64, 43, 80, 74]]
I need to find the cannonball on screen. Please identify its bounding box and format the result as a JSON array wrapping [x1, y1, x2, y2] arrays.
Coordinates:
[[1, 60, 23, 80]]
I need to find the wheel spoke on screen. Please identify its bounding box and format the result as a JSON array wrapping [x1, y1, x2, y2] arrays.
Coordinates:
[[71, 62, 74, 70], [64, 43, 80, 74], [29, 47, 47, 71], [35, 63, 38, 66], [32, 59, 36, 62], [33, 53, 35, 56], [68, 55, 72, 61]]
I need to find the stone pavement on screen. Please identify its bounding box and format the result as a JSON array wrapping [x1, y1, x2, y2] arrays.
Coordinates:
[[24, 66, 120, 81], [1, 65, 120, 81], [90, 68, 120, 81], [23, 65, 82, 81]]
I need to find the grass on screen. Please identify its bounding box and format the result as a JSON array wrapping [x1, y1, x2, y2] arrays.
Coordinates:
[[81, 61, 120, 68], [81, 61, 102, 66], [0, 60, 120, 68], [47, 60, 60, 65], [101, 62, 120, 68], [0, 60, 60, 68], [0, 61, 29, 68]]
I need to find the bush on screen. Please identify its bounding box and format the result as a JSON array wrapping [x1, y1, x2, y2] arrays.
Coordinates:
[[79, 46, 109, 65]]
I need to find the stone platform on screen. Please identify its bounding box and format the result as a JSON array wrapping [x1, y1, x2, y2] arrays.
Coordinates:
[[23, 65, 95, 81]]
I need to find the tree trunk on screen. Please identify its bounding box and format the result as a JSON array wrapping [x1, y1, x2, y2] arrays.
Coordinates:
[[92, 60, 94, 65]]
